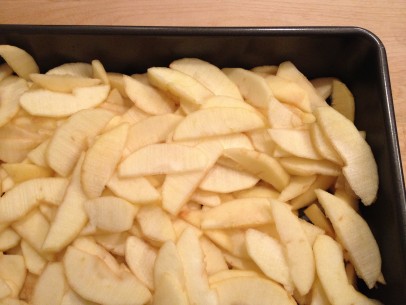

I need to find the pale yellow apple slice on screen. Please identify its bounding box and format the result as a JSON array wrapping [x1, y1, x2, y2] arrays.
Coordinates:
[[270, 199, 315, 295], [191, 190, 221, 207], [177, 228, 219, 305], [201, 198, 273, 230], [95, 232, 129, 256], [125, 236, 156, 290], [83, 196, 138, 233], [1, 163, 53, 183], [0, 77, 28, 127], [310, 278, 331, 305], [20, 85, 110, 118], [123, 113, 183, 157], [81, 123, 129, 198], [208, 270, 261, 285], [32, 262, 66, 305], [106, 72, 127, 97], [42, 155, 88, 252], [0, 254, 26, 298], [120, 143, 208, 177], [276, 61, 327, 108], [233, 184, 280, 199], [64, 246, 151, 305], [0, 177, 68, 223], [61, 289, 98, 305], [266, 74, 311, 112], [0, 137, 41, 163], [310, 122, 343, 165], [46, 62, 92, 77], [269, 129, 322, 160], [331, 79, 355, 122], [173, 107, 266, 141], [200, 236, 228, 275], [46, 108, 114, 176], [300, 219, 325, 246], [0, 278, 11, 300], [27, 139, 50, 167], [279, 157, 341, 177], [170, 58, 242, 99], [223, 148, 290, 192], [199, 164, 259, 193], [0, 63, 13, 82], [162, 141, 223, 215], [251, 65, 278, 76], [311, 77, 334, 100], [39, 204, 57, 222], [223, 68, 273, 108], [136, 205, 176, 245], [315, 189, 381, 288], [29, 73, 101, 93], [92, 59, 109, 84], [246, 228, 293, 291], [315, 106, 378, 205], [124, 75, 176, 115], [304, 203, 334, 238], [20, 240, 46, 275], [246, 129, 276, 154], [153, 273, 189, 305], [313, 234, 382, 305], [0, 228, 20, 252], [200, 95, 256, 112], [212, 276, 296, 305], [0, 45, 39, 79], [278, 175, 317, 202], [222, 252, 262, 272], [148, 67, 213, 106]]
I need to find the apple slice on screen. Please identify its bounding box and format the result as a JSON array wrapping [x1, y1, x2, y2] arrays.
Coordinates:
[[0, 278, 11, 300], [120, 143, 208, 177], [46, 108, 113, 176], [173, 107, 266, 141], [315, 189, 381, 288], [208, 270, 261, 285], [200, 236, 228, 275], [246, 229, 293, 291], [0, 63, 12, 82], [148, 67, 213, 107], [246, 129, 276, 154], [311, 77, 334, 99], [0, 137, 40, 163], [278, 175, 317, 202], [223, 148, 290, 192], [29, 73, 101, 93], [0, 177, 68, 223], [190, 190, 221, 207], [42, 154, 88, 252], [92, 59, 109, 84], [270, 199, 315, 295], [200, 95, 256, 112], [94, 232, 128, 256], [0, 77, 28, 127], [20, 85, 110, 118], [125, 236, 156, 290], [1, 163, 53, 183], [0, 228, 20, 251], [212, 276, 296, 305], [223, 68, 273, 108], [331, 80, 355, 122], [170, 58, 242, 99], [315, 106, 378, 205], [84, 196, 138, 233], [81, 123, 129, 198], [27, 139, 50, 167], [153, 273, 189, 305], [0, 45, 39, 79], [61, 290, 98, 305], [32, 262, 66, 305], [201, 198, 273, 230], [268, 96, 304, 129], [124, 75, 176, 115], [199, 164, 259, 193], [0, 254, 26, 298], [279, 157, 341, 177], [46, 63, 92, 77], [310, 123, 343, 165], [304, 203, 335, 237], [177, 228, 219, 305], [64, 246, 151, 305], [20, 240, 46, 275], [123, 113, 183, 157], [233, 184, 280, 199]]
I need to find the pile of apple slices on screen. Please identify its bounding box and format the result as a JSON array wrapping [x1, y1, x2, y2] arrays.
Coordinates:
[[0, 45, 383, 305]]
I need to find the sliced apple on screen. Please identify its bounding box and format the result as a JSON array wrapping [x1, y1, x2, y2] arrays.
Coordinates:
[[46, 108, 113, 176], [300, 219, 325, 246], [0, 45, 39, 79], [208, 270, 261, 285], [212, 276, 296, 305], [268, 95, 304, 129], [0, 177, 68, 223], [310, 123, 343, 165], [94, 232, 128, 256], [311, 77, 334, 100], [315, 106, 378, 205], [0, 77, 28, 127], [29, 73, 101, 93], [20, 85, 110, 118], [0, 253, 26, 298], [331, 79, 355, 122], [279, 157, 341, 177], [64, 246, 151, 305], [270, 199, 315, 295], [1, 163, 53, 183], [0, 277, 11, 300], [123, 113, 183, 157], [190, 190, 221, 207], [233, 184, 280, 199], [92, 59, 109, 84], [46, 62, 92, 77], [120, 143, 208, 177], [201, 198, 273, 230], [304, 203, 335, 237], [315, 189, 381, 288], [278, 175, 317, 202], [42, 154, 88, 252], [124, 75, 176, 115], [0, 137, 40, 163], [177, 228, 219, 305], [200, 236, 228, 275], [20, 240, 46, 275], [0, 228, 20, 251], [27, 139, 50, 167], [223, 68, 273, 108], [61, 289, 98, 305], [32, 262, 66, 305], [83, 196, 138, 233], [125, 236, 156, 290], [200, 95, 256, 112], [246, 129, 276, 154], [0, 63, 13, 82]]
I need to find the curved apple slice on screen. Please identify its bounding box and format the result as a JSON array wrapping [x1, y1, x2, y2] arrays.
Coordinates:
[[0, 177, 68, 223], [20, 85, 110, 118], [64, 246, 151, 305], [81, 123, 129, 198], [223, 68, 272, 108], [279, 157, 341, 177], [212, 276, 296, 305], [0, 254, 26, 298], [200, 95, 257, 112], [46, 108, 114, 176], [32, 262, 66, 305], [153, 273, 189, 305], [46, 63, 92, 77], [0, 77, 28, 127], [331, 79, 355, 122], [0, 63, 13, 82], [268, 96, 303, 129], [278, 175, 317, 202], [0, 45, 39, 80], [92, 59, 109, 84], [29, 73, 101, 93], [315, 106, 378, 205], [173, 107, 266, 141], [310, 122, 343, 165], [315, 189, 381, 289], [311, 77, 334, 100], [120, 143, 208, 177]]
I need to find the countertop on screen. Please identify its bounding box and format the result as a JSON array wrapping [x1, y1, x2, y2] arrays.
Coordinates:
[[1, 0, 405, 179]]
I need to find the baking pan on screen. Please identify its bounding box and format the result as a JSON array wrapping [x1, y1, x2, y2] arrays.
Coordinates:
[[0, 25, 405, 304]]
